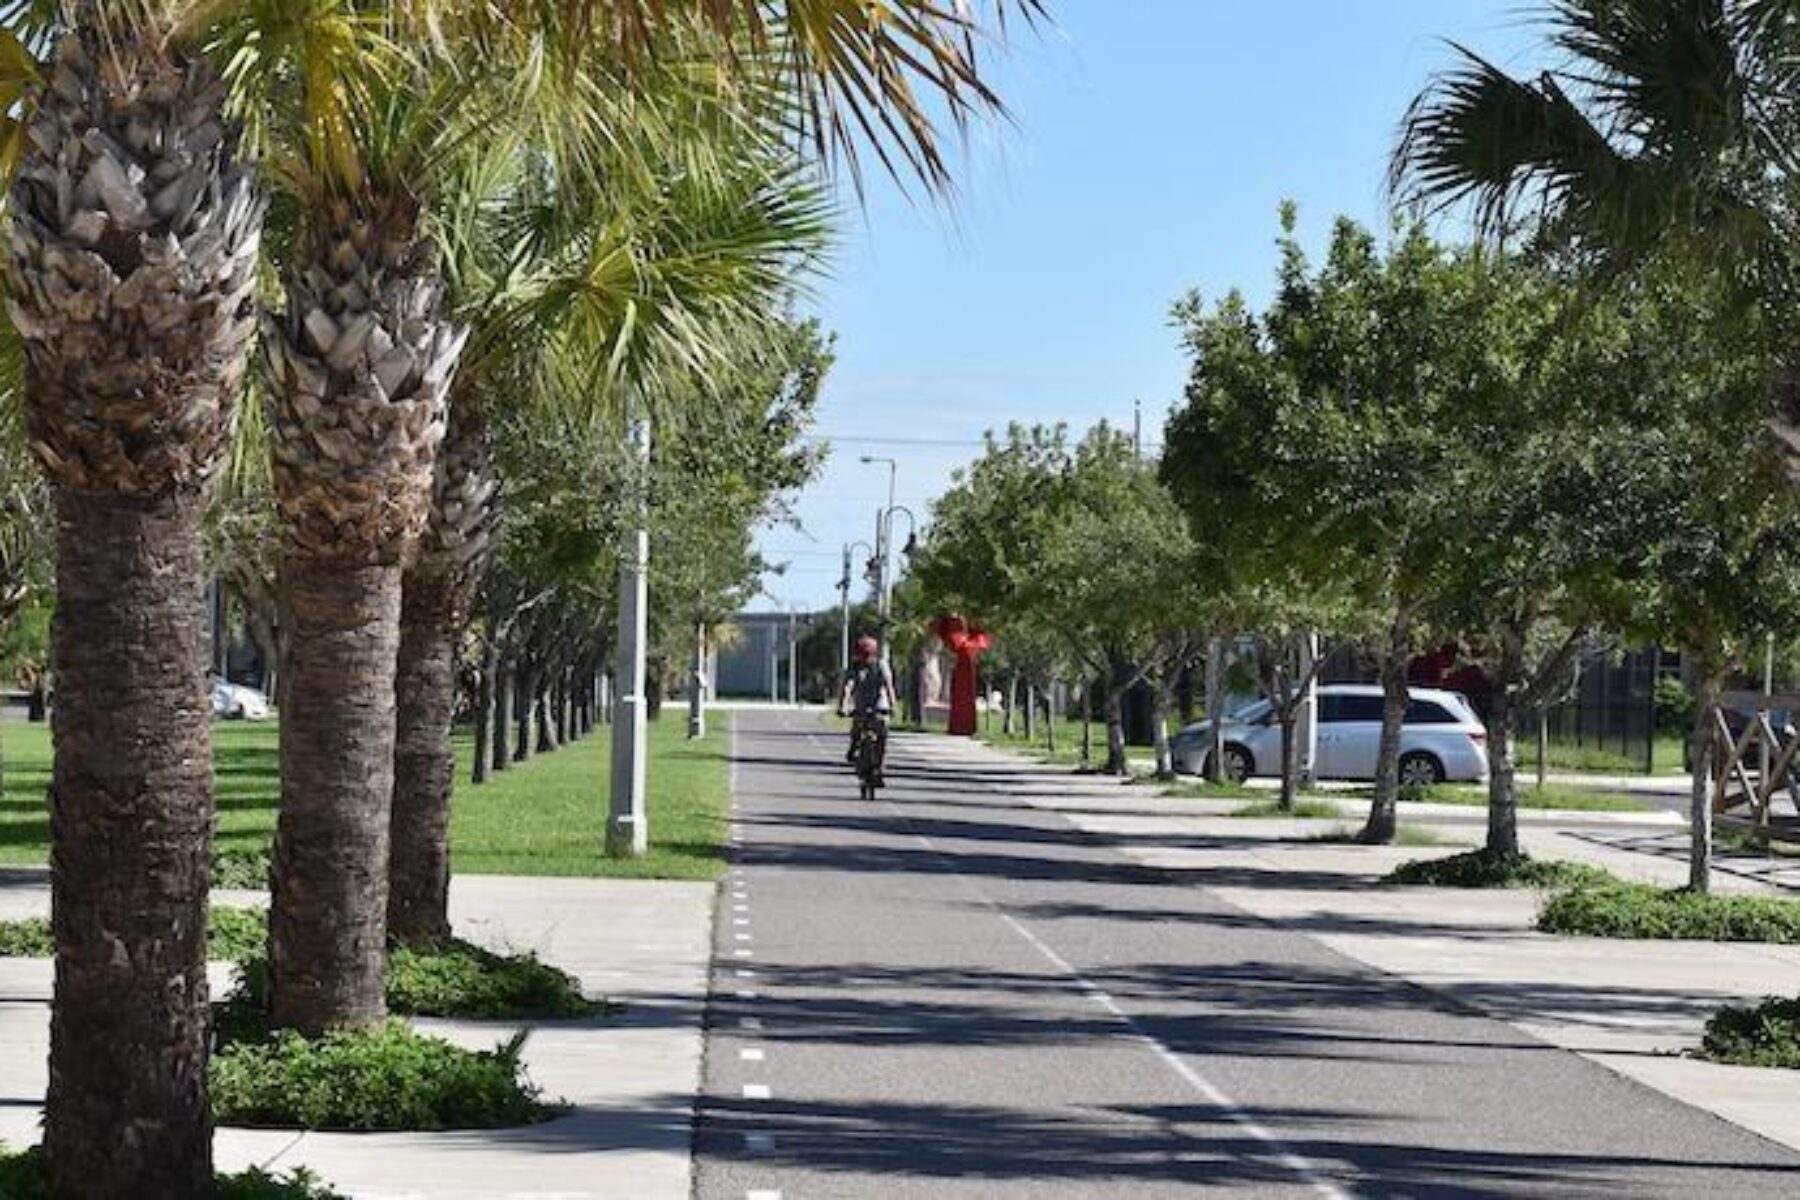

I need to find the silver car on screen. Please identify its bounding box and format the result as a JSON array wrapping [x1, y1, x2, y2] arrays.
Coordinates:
[[1170, 684, 1489, 786]]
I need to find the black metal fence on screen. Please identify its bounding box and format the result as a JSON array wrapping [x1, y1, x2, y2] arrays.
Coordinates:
[[1540, 648, 1663, 774]]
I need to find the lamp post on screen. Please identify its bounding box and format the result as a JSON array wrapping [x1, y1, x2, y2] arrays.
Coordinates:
[[860, 456, 897, 656], [606, 413, 651, 859], [840, 540, 874, 674], [879, 505, 918, 647]]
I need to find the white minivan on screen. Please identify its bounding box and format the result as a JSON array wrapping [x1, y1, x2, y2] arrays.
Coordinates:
[[1169, 683, 1489, 786]]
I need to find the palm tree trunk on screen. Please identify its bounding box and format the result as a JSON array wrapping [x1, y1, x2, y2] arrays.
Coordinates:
[[388, 566, 458, 947], [473, 639, 493, 784], [515, 664, 535, 761], [264, 190, 460, 1034], [10, 16, 263, 1188], [269, 559, 402, 1032], [44, 492, 215, 1195], [492, 653, 512, 771]]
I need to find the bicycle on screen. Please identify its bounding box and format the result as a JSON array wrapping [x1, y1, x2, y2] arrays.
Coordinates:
[[849, 710, 888, 800]]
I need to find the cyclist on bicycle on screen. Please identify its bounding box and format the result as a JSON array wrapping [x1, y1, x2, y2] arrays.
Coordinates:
[[837, 635, 896, 781]]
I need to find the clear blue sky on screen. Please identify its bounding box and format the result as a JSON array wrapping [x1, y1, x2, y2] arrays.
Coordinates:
[[749, 1, 1541, 614]]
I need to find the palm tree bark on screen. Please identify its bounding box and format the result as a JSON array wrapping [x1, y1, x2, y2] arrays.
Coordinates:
[[47, 493, 216, 1196], [390, 391, 493, 945], [388, 568, 458, 945], [10, 17, 262, 1190], [266, 194, 460, 1033]]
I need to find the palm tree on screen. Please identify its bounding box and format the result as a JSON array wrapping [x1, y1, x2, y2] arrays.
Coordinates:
[[249, 0, 1036, 1026], [387, 110, 830, 943], [2, 2, 265, 1190]]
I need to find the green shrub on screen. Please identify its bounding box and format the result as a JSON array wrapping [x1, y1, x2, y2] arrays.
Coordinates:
[[388, 938, 608, 1020], [1654, 676, 1696, 737], [1387, 850, 1616, 889], [0, 918, 53, 958], [211, 1022, 551, 1131], [1303, 824, 1446, 847], [1698, 996, 1800, 1067], [213, 844, 271, 889], [209, 907, 269, 963], [0, 907, 266, 962], [218, 938, 607, 1028], [0, 1144, 344, 1199], [1539, 882, 1800, 941]]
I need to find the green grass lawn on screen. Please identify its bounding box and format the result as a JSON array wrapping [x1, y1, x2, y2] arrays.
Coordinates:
[[0, 713, 731, 880], [1534, 733, 1687, 776], [1406, 783, 1654, 813]]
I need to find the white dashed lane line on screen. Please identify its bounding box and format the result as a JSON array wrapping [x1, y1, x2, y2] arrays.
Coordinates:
[[742, 1084, 771, 1101], [740, 1048, 766, 1062]]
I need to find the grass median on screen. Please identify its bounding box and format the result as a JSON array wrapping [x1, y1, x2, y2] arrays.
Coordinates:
[[0, 712, 731, 881]]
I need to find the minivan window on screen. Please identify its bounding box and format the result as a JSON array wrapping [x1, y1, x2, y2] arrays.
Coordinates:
[[1405, 699, 1458, 725], [1334, 695, 1385, 722]]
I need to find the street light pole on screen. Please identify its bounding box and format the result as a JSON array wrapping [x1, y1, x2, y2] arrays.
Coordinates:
[[788, 610, 798, 705], [860, 456, 897, 660], [606, 413, 651, 859]]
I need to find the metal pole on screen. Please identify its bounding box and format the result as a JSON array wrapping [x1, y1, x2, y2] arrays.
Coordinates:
[[788, 611, 798, 705], [606, 414, 651, 858], [839, 546, 851, 675], [1297, 632, 1320, 787], [688, 616, 706, 740]]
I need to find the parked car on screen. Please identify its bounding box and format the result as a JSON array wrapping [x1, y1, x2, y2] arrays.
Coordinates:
[[213, 678, 272, 721], [1169, 684, 1488, 786]]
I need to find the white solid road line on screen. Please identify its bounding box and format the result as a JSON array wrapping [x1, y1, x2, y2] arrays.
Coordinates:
[[742, 1084, 771, 1100], [746, 1191, 782, 1199], [741, 1048, 766, 1062]]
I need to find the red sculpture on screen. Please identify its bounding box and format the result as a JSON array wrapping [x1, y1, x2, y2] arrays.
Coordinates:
[[932, 614, 992, 737]]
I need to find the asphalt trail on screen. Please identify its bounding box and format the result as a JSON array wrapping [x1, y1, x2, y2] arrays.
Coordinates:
[[693, 708, 1800, 1198]]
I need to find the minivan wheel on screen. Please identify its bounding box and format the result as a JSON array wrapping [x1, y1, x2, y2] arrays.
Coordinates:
[[1398, 752, 1444, 789], [1213, 744, 1253, 783]]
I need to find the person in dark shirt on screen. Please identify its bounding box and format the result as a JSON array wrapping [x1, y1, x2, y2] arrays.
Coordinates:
[[837, 635, 896, 776]]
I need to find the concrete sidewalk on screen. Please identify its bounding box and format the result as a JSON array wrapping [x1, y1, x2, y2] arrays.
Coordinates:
[[0, 872, 714, 1200], [913, 732, 1800, 1161]]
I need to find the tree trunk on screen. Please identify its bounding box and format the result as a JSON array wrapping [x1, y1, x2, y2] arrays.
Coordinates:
[[1024, 682, 1037, 742], [1104, 685, 1127, 776], [1536, 706, 1548, 791], [554, 669, 570, 744], [1277, 706, 1299, 812], [1080, 678, 1094, 769], [514, 666, 534, 762], [1204, 637, 1225, 783], [1045, 685, 1057, 754], [536, 672, 558, 753], [491, 654, 511, 772], [1689, 659, 1724, 894], [1485, 634, 1527, 856], [269, 559, 402, 1034], [388, 567, 458, 947], [1003, 674, 1018, 737], [44, 492, 215, 1195], [1362, 608, 1411, 845], [472, 637, 494, 784], [1151, 681, 1174, 780]]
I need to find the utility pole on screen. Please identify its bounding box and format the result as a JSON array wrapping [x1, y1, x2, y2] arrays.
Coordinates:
[[788, 611, 799, 705], [861, 456, 897, 662], [1133, 398, 1143, 460], [838, 546, 852, 674], [606, 414, 651, 859], [687, 613, 706, 740]]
